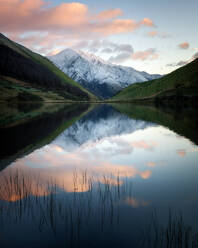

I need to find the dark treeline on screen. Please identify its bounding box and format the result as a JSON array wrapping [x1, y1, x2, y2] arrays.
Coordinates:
[[0, 45, 89, 100]]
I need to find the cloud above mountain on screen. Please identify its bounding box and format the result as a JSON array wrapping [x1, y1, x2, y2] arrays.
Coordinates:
[[147, 30, 169, 38], [1, 0, 197, 75], [166, 51, 198, 67], [132, 48, 159, 61], [106, 46, 159, 63], [73, 39, 158, 64], [108, 53, 132, 63], [178, 42, 190, 49], [1, 0, 154, 37], [1, 0, 158, 65]]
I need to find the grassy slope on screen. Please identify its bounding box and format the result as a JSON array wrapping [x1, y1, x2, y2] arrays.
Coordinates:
[[0, 33, 97, 101], [112, 58, 198, 101], [112, 103, 198, 145], [0, 76, 70, 102]]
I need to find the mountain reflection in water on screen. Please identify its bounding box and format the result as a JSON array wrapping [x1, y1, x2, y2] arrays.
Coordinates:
[[0, 103, 198, 248]]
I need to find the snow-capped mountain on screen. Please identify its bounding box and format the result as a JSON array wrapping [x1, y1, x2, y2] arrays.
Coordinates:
[[53, 105, 154, 152], [48, 49, 161, 98]]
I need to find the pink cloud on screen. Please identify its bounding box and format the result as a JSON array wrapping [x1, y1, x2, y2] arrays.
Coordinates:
[[147, 162, 156, 168], [2, 143, 154, 198], [147, 31, 169, 38], [178, 42, 190, 49], [125, 197, 149, 208], [0, 1, 153, 34], [53, 145, 64, 153], [147, 31, 158, 37], [141, 18, 155, 27], [48, 48, 62, 56], [93, 19, 153, 36], [0, 135, 160, 202], [139, 170, 152, 179], [1, 0, 155, 53], [132, 48, 158, 61], [45, 3, 89, 28], [177, 149, 186, 157], [131, 140, 157, 150], [0, 159, 152, 201], [190, 147, 198, 152], [96, 8, 123, 21]]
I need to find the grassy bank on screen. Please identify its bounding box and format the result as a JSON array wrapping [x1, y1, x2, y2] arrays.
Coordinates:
[[112, 58, 198, 104]]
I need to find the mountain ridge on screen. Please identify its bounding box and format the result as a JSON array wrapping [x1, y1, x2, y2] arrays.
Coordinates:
[[49, 48, 161, 99]]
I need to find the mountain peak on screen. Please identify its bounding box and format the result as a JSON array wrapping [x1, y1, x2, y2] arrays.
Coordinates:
[[76, 50, 111, 65], [51, 48, 111, 66], [49, 48, 161, 99]]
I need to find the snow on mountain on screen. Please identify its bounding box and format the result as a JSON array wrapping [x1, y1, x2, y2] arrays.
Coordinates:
[[48, 49, 161, 98], [53, 105, 154, 152]]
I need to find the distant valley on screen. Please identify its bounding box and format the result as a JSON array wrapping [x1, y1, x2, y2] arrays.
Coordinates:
[[49, 49, 161, 99]]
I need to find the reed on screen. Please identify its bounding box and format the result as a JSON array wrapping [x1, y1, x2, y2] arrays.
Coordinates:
[[139, 209, 198, 248], [0, 169, 132, 245], [0, 169, 197, 247]]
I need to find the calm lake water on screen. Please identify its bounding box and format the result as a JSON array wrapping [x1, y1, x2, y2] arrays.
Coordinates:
[[0, 103, 198, 248]]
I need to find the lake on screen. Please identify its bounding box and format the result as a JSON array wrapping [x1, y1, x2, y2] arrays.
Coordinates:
[[0, 103, 198, 248]]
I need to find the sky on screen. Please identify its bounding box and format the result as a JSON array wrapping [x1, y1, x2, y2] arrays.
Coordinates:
[[1, 0, 198, 74]]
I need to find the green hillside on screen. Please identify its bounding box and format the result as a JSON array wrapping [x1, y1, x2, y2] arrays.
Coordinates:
[[0, 33, 97, 102], [112, 58, 198, 103]]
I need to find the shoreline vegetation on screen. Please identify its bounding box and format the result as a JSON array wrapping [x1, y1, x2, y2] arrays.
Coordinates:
[[1, 87, 197, 105], [1, 99, 197, 129]]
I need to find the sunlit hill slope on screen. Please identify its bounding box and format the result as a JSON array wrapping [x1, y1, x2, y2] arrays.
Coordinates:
[[112, 58, 198, 104], [0, 33, 97, 102]]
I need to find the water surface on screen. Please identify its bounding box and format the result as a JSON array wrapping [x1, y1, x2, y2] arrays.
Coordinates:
[[0, 104, 198, 247]]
